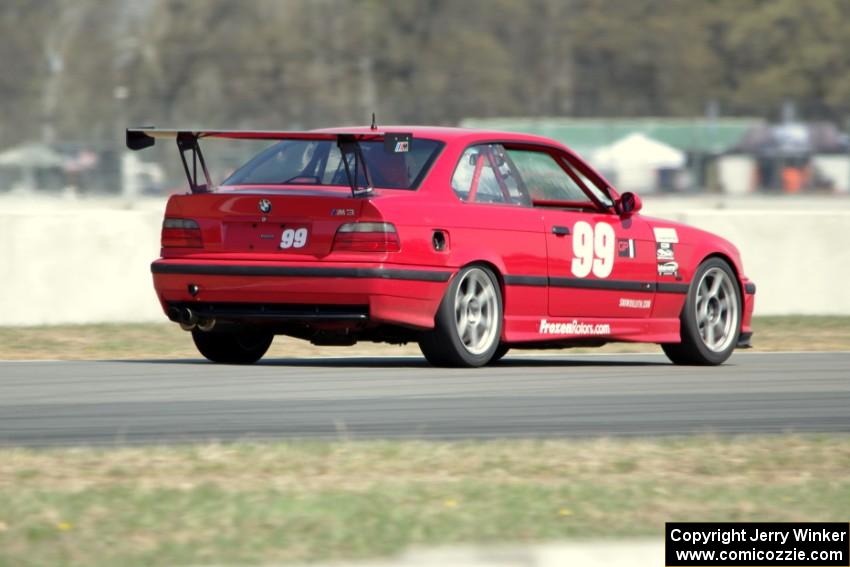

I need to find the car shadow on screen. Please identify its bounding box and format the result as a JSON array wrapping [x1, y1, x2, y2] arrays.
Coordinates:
[[108, 355, 672, 368], [492, 358, 670, 367]]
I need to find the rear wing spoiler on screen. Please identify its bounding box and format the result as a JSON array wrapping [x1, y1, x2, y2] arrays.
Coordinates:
[[125, 128, 413, 196]]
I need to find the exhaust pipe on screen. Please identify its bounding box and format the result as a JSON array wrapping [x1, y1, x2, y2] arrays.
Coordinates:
[[170, 306, 214, 332], [178, 307, 198, 331]]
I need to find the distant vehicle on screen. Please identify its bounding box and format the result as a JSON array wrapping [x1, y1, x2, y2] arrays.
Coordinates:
[[127, 125, 755, 367]]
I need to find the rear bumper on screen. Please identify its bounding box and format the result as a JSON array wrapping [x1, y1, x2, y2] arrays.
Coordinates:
[[151, 259, 452, 329]]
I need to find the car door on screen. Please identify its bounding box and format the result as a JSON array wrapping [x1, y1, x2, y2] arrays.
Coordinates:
[[504, 146, 656, 319], [445, 143, 548, 330]]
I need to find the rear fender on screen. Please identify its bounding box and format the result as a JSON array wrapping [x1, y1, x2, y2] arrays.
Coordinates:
[[446, 249, 507, 286]]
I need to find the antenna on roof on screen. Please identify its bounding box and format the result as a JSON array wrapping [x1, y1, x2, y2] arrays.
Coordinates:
[[370, 113, 377, 131]]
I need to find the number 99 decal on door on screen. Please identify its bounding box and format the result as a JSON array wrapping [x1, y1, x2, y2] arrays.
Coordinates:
[[571, 221, 615, 278]]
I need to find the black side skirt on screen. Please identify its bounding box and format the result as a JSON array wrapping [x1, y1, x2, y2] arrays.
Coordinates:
[[737, 331, 753, 349]]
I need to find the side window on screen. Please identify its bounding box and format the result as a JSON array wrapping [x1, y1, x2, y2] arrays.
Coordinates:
[[560, 157, 614, 207], [451, 144, 530, 206], [451, 147, 478, 201], [506, 149, 593, 204]]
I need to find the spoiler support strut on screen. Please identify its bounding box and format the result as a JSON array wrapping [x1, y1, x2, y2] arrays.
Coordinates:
[[176, 132, 212, 194], [338, 135, 374, 197]]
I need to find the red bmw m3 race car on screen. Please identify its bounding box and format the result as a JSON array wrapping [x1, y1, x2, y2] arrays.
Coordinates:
[[127, 125, 755, 367]]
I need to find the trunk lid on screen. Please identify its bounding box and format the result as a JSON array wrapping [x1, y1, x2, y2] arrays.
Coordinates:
[[168, 187, 367, 258]]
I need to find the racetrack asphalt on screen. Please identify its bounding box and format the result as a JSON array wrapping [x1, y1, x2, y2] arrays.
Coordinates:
[[0, 352, 848, 447]]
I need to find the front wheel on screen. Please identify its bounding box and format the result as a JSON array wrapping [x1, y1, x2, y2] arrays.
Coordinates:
[[489, 343, 510, 364], [192, 328, 273, 364], [662, 258, 741, 365], [419, 265, 503, 367]]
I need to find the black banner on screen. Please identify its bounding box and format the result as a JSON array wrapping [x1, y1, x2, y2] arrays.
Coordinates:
[[666, 522, 849, 566]]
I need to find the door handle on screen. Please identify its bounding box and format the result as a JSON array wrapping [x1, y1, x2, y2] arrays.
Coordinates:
[[552, 226, 570, 236]]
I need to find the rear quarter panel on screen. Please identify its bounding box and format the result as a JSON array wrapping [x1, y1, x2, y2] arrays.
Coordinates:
[[374, 193, 549, 335]]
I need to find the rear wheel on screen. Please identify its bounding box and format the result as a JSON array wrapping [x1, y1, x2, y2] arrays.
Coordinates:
[[662, 258, 741, 365], [192, 328, 273, 364], [419, 265, 503, 367]]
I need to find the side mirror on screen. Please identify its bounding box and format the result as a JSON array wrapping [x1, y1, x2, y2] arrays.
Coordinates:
[[618, 192, 642, 216]]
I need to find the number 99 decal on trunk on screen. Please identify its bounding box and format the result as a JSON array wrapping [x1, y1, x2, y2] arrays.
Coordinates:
[[570, 221, 614, 278], [280, 227, 308, 249]]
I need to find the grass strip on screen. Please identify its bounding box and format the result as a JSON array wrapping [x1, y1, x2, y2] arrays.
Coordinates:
[[0, 436, 848, 566]]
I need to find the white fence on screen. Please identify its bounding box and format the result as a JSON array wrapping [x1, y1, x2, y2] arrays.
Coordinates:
[[1, 196, 848, 326]]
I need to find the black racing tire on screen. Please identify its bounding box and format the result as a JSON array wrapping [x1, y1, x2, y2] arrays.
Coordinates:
[[191, 328, 274, 364], [419, 265, 503, 368], [662, 258, 741, 365], [489, 343, 510, 364]]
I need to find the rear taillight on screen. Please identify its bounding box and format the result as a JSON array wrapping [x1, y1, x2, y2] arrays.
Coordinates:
[[333, 222, 400, 252], [161, 218, 203, 248]]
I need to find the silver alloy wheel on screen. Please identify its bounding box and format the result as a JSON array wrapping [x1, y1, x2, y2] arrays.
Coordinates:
[[453, 267, 499, 355], [694, 266, 739, 352]]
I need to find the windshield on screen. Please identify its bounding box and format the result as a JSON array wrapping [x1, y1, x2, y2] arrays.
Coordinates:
[[222, 138, 443, 190]]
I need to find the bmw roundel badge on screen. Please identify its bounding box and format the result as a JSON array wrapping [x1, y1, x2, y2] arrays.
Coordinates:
[[258, 199, 272, 214]]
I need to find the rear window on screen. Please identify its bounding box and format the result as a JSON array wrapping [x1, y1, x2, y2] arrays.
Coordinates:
[[222, 139, 443, 190]]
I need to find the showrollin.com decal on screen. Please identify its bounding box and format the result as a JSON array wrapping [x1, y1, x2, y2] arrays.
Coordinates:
[[619, 298, 651, 309]]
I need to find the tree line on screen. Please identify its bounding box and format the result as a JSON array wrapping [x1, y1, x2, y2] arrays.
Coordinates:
[[2, 0, 850, 150]]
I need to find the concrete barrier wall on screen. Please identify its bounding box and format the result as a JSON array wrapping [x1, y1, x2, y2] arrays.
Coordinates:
[[646, 209, 850, 316], [1, 197, 848, 325], [1, 201, 166, 325]]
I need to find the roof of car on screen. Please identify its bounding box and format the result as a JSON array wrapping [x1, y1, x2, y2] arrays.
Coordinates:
[[311, 125, 566, 147]]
